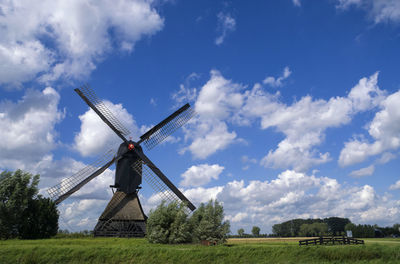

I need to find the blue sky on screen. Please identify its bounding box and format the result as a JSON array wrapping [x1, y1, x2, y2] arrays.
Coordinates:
[[1, 0, 400, 234]]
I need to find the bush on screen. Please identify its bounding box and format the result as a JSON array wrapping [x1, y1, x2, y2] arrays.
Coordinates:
[[146, 201, 192, 244], [146, 199, 230, 244], [190, 200, 230, 244]]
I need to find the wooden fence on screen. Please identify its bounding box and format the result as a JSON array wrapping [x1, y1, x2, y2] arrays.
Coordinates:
[[299, 236, 364, 246]]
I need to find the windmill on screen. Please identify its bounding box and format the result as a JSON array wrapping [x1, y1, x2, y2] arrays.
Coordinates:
[[47, 85, 196, 237]]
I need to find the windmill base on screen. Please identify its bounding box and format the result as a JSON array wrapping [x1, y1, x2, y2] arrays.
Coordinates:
[[93, 191, 147, 238], [94, 219, 146, 237]]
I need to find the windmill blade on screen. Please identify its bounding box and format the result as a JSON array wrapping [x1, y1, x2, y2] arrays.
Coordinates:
[[131, 160, 183, 209], [131, 150, 196, 211], [75, 85, 130, 143], [137, 103, 195, 150], [47, 149, 117, 205]]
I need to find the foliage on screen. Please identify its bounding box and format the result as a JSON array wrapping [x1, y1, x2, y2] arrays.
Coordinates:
[[324, 217, 351, 236], [299, 223, 328, 237], [0, 237, 400, 264], [146, 200, 230, 244], [0, 170, 59, 239], [272, 217, 350, 237], [190, 200, 230, 244], [251, 226, 260, 237], [146, 201, 192, 244], [345, 223, 375, 238], [237, 228, 244, 236]]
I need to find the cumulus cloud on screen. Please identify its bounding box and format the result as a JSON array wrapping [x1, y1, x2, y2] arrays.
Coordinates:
[[180, 164, 224, 187], [336, 0, 400, 24], [180, 70, 243, 159], [263, 66, 292, 88], [52, 166, 400, 232], [182, 170, 399, 233], [176, 70, 386, 170], [349, 165, 375, 177], [389, 180, 400, 190], [0, 0, 164, 87], [74, 100, 141, 156], [58, 199, 109, 231], [215, 12, 236, 45], [249, 71, 384, 171], [0, 87, 64, 170], [339, 90, 400, 166]]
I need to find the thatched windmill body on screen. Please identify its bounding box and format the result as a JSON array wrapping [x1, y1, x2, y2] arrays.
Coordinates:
[[48, 86, 196, 237]]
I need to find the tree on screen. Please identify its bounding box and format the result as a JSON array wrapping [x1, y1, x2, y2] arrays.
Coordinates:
[[0, 170, 59, 239], [146, 201, 192, 244], [324, 217, 350, 236], [251, 226, 260, 237], [299, 223, 328, 237], [237, 228, 245, 236], [190, 200, 230, 244]]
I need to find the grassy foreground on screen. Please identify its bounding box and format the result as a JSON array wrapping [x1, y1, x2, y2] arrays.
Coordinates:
[[0, 237, 399, 264]]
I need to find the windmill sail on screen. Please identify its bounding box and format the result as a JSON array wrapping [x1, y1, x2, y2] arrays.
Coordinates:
[[75, 85, 130, 142], [47, 149, 116, 204], [131, 151, 196, 211], [138, 103, 195, 150], [131, 160, 181, 206]]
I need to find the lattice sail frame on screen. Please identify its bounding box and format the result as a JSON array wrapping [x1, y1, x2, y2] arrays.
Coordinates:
[[131, 160, 188, 210], [47, 149, 116, 201], [141, 105, 195, 150], [79, 84, 131, 137]]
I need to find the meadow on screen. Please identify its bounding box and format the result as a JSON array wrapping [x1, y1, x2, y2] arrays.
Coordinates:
[[0, 237, 399, 264]]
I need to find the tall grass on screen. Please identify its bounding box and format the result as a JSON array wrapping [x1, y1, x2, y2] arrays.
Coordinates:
[[0, 237, 399, 264]]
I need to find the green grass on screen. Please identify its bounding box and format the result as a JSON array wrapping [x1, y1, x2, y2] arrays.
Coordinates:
[[0, 237, 399, 264]]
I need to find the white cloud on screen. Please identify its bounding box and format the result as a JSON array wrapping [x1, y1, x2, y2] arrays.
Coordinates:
[[215, 12, 236, 45], [177, 70, 386, 170], [336, 0, 400, 24], [293, 0, 301, 7], [0, 0, 164, 87], [0, 87, 63, 170], [58, 199, 109, 231], [263, 66, 292, 87], [377, 152, 396, 164], [348, 72, 385, 112], [390, 180, 400, 190], [49, 166, 400, 232], [183, 170, 399, 233], [349, 165, 375, 177], [180, 164, 224, 187], [195, 70, 244, 119], [339, 90, 400, 166], [182, 119, 237, 159], [259, 72, 384, 171], [180, 70, 243, 159], [74, 100, 141, 156]]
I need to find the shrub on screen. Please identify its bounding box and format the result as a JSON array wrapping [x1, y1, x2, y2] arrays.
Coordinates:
[[190, 200, 230, 244], [146, 201, 192, 244]]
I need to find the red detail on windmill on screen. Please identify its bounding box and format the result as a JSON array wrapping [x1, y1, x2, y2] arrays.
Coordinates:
[[128, 143, 135, 150]]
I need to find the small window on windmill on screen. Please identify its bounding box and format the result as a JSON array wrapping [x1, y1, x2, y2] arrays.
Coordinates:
[[346, 230, 353, 238]]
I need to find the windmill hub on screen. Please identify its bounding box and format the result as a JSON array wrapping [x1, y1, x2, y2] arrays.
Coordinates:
[[128, 143, 135, 150]]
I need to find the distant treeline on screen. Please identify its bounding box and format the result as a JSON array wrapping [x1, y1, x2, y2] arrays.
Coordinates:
[[271, 217, 400, 238]]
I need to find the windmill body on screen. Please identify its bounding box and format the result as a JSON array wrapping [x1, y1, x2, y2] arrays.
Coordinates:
[[47, 85, 196, 237], [114, 141, 142, 194]]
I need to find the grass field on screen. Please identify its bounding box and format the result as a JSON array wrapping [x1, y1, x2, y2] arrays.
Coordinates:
[[0, 237, 399, 264]]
